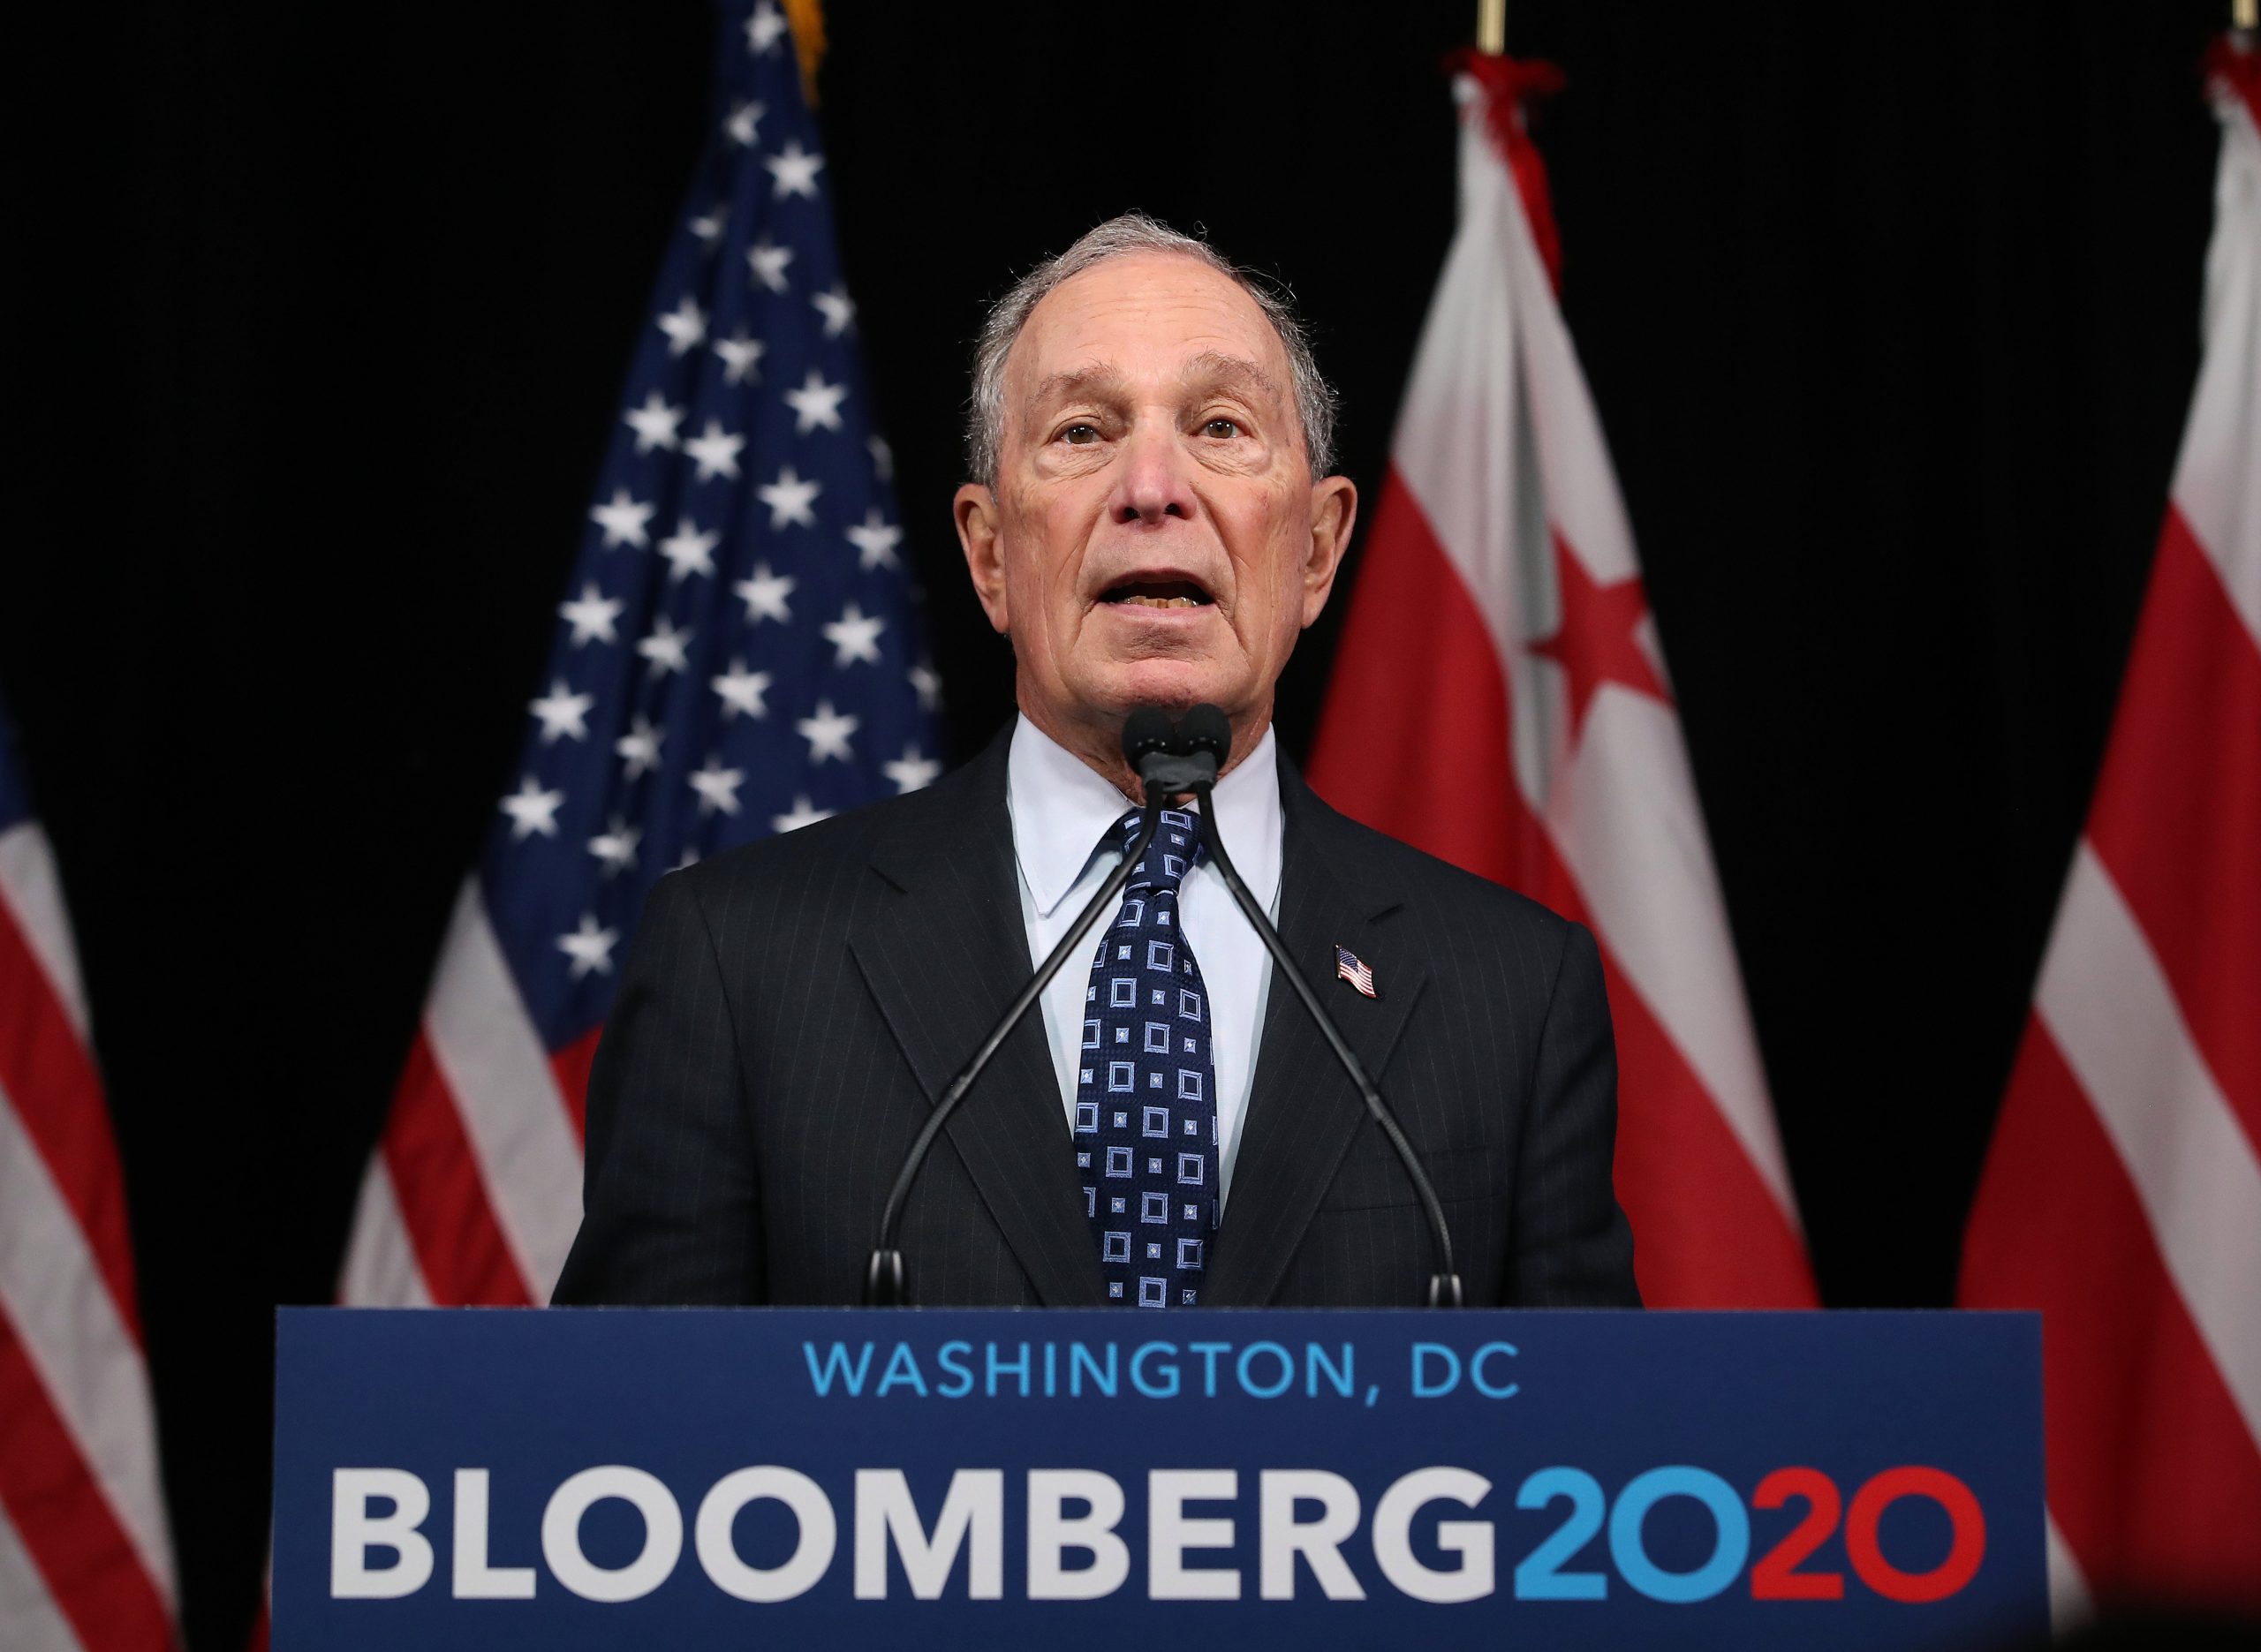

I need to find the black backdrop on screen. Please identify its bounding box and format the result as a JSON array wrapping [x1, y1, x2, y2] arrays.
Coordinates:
[[4, 3, 2234, 1643]]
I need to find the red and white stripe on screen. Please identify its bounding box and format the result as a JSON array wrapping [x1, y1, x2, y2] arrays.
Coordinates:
[[0, 812, 178, 1648], [1309, 57, 1816, 1307], [341, 879, 591, 1307], [1959, 42, 2261, 1619]]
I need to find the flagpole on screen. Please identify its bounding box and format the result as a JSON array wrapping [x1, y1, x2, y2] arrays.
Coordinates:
[[2236, 0, 2256, 34], [1477, 0, 1505, 56]]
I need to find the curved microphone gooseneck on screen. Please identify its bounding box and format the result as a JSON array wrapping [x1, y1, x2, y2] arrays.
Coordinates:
[[1177, 704, 1466, 1309], [863, 708, 1183, 1307]]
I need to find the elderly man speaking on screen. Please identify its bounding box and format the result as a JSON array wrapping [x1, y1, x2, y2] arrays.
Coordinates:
[[554, 215, 1637, 1311]]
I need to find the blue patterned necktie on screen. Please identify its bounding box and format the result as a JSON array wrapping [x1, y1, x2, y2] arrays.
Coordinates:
[[1074, 806, 1218, 1308]]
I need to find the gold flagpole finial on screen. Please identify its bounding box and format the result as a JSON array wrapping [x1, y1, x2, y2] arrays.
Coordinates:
[[2235, 0, 2257, 34], [1478, 0, 1506, 56], [783, 0, 827, 105]]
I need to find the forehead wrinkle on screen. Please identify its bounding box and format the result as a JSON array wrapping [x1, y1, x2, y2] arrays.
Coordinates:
[[1026, 352, 1283, 419], [1025, 362, 1132, 414], [1176, 350, 1285, 410]]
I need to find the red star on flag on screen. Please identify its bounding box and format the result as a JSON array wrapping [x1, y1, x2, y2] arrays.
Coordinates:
[[1526, 531, 1672, 742]]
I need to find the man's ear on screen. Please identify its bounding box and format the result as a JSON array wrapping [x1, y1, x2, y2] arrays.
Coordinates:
[[955, 482, 1010, 634], [1299, 473, 1359, 628]]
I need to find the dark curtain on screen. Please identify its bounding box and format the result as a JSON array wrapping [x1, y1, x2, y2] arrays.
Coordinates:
[[3, 3, 2228, 1642]]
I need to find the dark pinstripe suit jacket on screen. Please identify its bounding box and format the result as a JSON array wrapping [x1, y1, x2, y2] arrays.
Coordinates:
[[552, 727, 1638, 1309]]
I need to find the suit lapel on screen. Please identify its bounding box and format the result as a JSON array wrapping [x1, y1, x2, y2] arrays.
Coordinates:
[[847, 730, 1108, 1307], [1202, 758, 1428, 1307]]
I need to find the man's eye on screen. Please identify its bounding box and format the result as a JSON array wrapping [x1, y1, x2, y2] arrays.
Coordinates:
[[1203, 418, 1241, 439], [1059, 423, 1100, 445]]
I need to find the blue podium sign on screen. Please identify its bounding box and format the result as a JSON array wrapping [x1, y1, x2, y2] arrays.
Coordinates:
[[273, 1308, 2043, 1649]]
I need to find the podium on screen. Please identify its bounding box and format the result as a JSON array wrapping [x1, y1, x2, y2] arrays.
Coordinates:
[[273, 1307, 2045, 1649]]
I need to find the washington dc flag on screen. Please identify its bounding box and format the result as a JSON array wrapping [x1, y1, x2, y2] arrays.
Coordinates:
[[1309, 55, 1815, 1309]]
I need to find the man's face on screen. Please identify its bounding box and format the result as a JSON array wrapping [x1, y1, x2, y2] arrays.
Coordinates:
[[955, 252, 1357, 772]]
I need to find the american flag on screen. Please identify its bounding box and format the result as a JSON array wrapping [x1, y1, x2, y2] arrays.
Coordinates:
[[1334, 945, 1376, 999], [0, 700, 179, 1648], [1960, 38, 2261, 1622], [340, 0, 940, 1309]]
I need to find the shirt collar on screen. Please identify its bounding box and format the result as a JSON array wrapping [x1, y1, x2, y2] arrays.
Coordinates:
[[1008, 712, 1282, 918]]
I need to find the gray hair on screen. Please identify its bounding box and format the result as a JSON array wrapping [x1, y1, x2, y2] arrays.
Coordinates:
[[965, 213, 1338, 486]]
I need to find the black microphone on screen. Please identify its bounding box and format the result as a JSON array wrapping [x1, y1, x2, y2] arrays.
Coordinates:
[[863, 710, 1176, 1306], [1176, 704, 1466, 1308]]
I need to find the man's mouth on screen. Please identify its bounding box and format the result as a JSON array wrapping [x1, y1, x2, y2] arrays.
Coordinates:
[[1098, 578, 1214, 610]]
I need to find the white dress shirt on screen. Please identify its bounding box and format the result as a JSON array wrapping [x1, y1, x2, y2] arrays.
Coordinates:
[[1006, 713, 1282, 1211]]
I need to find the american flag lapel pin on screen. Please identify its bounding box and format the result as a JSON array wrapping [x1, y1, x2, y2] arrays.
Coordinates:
[[1335, 945, 1378, 999]]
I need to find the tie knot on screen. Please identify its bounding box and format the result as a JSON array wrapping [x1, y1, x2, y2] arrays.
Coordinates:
[[1113, 807, 1202, 893]]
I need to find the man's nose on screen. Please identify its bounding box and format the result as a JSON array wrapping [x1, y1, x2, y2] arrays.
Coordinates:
[[1108, 423, 1196, 526]]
